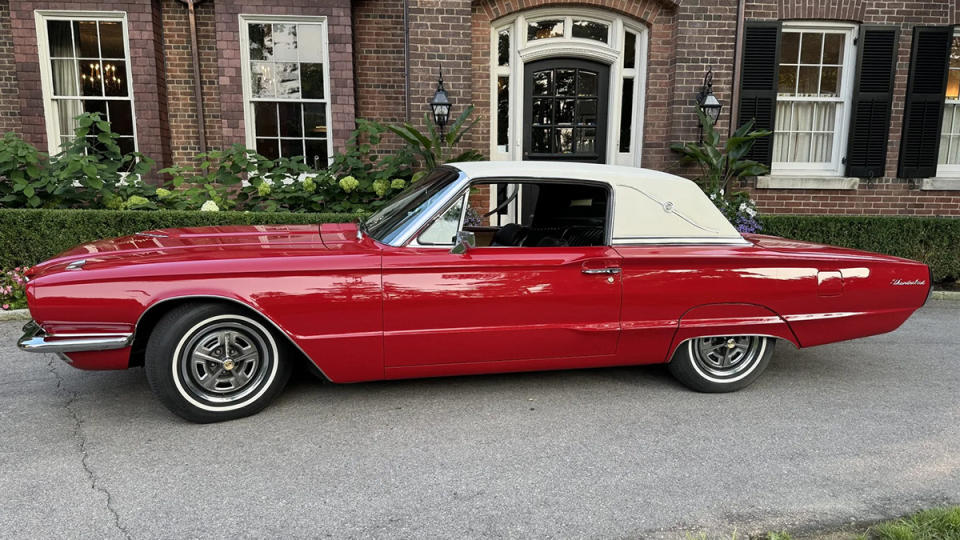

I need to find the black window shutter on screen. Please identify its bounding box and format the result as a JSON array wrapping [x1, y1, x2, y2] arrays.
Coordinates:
[[898, 26, 952, 178], [845, 26, 899, 178], [738, 21, 781, 167]]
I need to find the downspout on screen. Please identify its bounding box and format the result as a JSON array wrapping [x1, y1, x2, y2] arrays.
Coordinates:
[[728, 0, 745, 136], [403, 0, 411, 121], [178, 0, 208, 154]]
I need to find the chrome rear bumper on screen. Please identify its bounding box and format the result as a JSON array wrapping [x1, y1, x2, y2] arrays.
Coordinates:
[[17, 320, 133, 353]]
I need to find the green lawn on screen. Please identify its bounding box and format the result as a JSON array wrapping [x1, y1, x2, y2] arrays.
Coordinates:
[[685, 506, 960, 539]]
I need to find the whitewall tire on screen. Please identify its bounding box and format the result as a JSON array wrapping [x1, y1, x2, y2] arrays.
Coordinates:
[[145, 303, 292, 423], [667, 335, 774, 393]]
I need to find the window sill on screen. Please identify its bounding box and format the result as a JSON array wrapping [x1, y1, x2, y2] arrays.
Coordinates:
[[920, 177, 960, 191], [756, 176, 859, 190]]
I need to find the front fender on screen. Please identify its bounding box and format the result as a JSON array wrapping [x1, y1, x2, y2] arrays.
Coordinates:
[[666, 303, 800, 361]]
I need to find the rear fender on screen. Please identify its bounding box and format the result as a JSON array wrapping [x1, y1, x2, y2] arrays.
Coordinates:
[[666, 303, 800, 361]]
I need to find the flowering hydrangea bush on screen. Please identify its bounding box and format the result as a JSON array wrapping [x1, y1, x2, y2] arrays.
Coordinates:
[[1, 116, 419, 215], [0, 267, 27, 311]]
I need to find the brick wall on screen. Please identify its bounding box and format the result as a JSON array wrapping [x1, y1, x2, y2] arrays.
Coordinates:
[[407, 0, 475, 148], [0, 0, 20, 134], [7, 0, 170, 166], [161, 0, 222, 164], [672, 0, 739, 147], [351, 0, 408, 153], [352, 0, 406, 124], [731, 0, 960, 216], [212, 0, 356, 154]]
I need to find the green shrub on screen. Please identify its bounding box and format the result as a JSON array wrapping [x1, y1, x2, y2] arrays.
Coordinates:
[[0, 113, 153, 209], [0, 208, 356, 269], [760, 215, 960, 282], [1, 115, 414, 213], [159, 121, 415, 213]]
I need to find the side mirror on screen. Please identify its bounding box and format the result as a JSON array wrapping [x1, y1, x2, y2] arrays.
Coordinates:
[[450, 230, 476, 254]]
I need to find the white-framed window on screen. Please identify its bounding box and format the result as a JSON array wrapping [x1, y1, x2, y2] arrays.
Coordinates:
[[34, 11, 137, 155], [773, 22, 857, 176], [489, 8, 647, 166], [239, 15, 333, 168], [937, 30, 960, 177]]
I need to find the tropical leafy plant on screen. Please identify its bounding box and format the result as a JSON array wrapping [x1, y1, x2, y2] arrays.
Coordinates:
[[387, 105, 485, 171], [671, 107, 770, 232]]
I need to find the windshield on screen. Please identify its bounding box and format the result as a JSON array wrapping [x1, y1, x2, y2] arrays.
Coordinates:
[[364, 167, 461, 245]]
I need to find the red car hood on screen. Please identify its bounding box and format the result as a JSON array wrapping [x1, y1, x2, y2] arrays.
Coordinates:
[[27, 222, 362, 279]]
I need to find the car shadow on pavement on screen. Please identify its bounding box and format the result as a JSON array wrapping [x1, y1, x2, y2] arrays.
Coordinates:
[[53, 339, 867, 424]]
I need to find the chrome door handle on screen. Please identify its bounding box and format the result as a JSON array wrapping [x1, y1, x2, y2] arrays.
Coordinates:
[[582, 267, 621, 275]]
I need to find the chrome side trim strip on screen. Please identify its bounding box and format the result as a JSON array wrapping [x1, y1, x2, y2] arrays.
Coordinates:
[[612, 237, 752, 245], [17, 321, 133, 353]]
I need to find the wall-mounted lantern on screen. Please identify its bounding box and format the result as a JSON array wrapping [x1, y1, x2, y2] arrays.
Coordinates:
[[696, 66, 722, 142], [430, 66, 452, 135]]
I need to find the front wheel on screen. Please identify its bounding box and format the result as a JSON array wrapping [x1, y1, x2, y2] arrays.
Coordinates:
[[668, 335, 774, 393], [145, 303, 292, 423]]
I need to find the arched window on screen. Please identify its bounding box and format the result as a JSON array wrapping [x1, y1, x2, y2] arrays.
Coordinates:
[[490, 9, 647, 166]]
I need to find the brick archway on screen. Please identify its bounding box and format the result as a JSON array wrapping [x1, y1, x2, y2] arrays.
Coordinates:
[[470, 0, 679, 170]]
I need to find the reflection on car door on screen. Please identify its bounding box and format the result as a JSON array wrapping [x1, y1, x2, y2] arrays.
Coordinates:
[[381, 245, 623, 368]]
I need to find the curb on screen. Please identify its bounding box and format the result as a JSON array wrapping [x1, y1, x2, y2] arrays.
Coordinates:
[[931, 290, 960, 301], [0, 309, 30, 322]]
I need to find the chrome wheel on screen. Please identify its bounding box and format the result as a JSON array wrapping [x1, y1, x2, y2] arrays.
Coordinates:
[[690, 336, 764, 380], [179, 321, 271, 404]]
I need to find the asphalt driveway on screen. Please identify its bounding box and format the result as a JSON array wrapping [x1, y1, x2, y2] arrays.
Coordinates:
[[1, 301, 958, 539]]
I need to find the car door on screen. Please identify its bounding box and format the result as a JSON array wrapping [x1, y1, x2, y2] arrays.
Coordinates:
[[382, 181, 621, 370], [381, 244, 622, 368]]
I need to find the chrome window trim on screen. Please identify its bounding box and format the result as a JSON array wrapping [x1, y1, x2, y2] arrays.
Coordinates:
[[612, 237, 751, 246], [401, 172, 617, 248], [381, 169, 471, 247]]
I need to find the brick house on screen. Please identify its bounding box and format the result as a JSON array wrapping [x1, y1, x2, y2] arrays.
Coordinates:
[[1, 0, 959, 216]]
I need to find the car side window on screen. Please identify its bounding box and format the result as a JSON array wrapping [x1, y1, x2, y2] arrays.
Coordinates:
[[417, 194, 465, 246], [467, 181, 609, 248]]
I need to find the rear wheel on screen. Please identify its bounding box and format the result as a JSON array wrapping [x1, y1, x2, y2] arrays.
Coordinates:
[[144, 303, 292, 423], [668, 335, 774, 392]]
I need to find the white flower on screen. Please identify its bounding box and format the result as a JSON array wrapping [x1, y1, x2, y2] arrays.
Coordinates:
[[739, 202, 757, 217], [200, 200, 219, 212]]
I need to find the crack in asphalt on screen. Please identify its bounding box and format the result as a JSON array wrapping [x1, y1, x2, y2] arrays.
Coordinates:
[[46, 357, 132, 540]]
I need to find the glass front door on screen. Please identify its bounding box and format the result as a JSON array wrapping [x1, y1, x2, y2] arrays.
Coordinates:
[[523, 58, 609, 163]]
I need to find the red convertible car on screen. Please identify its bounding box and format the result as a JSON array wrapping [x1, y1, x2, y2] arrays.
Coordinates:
[[18, 162, 931, 422]]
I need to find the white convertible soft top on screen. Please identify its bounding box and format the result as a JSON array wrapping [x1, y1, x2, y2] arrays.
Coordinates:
[[450, 161, 747, 245]]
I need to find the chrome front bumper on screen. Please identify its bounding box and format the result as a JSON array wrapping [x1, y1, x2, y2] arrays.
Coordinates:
[[17, 320, 133, 353]]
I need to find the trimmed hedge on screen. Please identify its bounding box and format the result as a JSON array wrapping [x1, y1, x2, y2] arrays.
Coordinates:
[[760, 215, 960, 282], [1, 209, 957, 282], [0, 208, 356, 269]]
